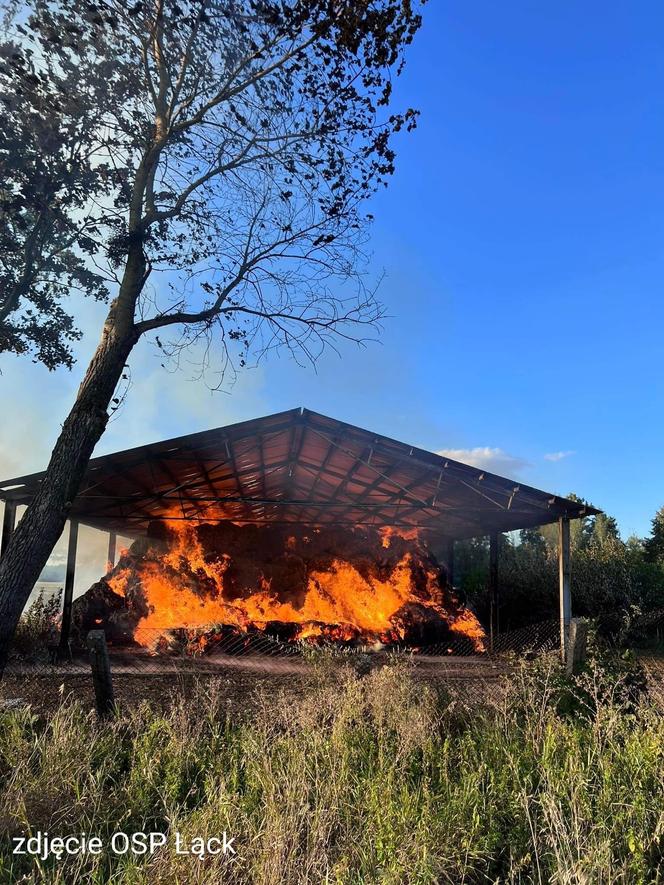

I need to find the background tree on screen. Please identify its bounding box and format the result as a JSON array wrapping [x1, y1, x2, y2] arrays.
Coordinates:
[[0, 0, 423, 669], [539, 493, 594, 553], [590, 512, 620, 547], [453, 501, 664, 634], [644, 506, 664, 565], [519, 526, 547, 556]]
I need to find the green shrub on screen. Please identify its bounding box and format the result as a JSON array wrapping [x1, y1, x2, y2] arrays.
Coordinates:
[[10, 588, 62, 659]]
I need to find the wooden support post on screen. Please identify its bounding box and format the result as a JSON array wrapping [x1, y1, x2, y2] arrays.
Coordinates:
[[566, 618, 588, 675], [559, 516, 572, 663], [87, 630, 115, 718], [489, 532, 499, 651], [0, 500, 16, 557], [58, 519, 78, 658], [107, 532, 117, 572]]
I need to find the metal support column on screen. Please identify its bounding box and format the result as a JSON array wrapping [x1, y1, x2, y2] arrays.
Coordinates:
[[0, 500, 16, 557], [107, 532, 117, 572], [443, 538, 455, 587], [59, 519, 79, 657], [558, 516, 572, 662], [489, 532, 499, 650]]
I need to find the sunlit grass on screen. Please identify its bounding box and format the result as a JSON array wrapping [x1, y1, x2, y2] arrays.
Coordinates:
[[1, 655, 663, 884]]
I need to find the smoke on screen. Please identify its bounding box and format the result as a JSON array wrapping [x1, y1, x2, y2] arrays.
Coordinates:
[[0, 294, 270, 614]]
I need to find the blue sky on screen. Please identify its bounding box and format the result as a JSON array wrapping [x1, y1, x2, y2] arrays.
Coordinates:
[[285, 0, 663, 540], [355, 0, 664, 539], [1, 0, 663, 560]]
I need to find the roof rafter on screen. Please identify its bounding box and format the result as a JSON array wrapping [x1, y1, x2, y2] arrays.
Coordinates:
[[0, 408, 599, 539]]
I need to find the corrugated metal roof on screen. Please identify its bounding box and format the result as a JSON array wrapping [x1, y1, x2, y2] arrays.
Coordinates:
[[0, 407, 599, 540]]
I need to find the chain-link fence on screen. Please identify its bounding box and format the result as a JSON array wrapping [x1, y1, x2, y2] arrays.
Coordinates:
[[9, 607, 664, 707], [417, 618, 560, 657], [2, 618, 565, 714], [5, 608, 664, 715], [5, 617, 562, 670]]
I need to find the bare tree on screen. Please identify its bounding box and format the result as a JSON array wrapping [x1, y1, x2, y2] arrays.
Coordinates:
[[0, 0, 422, 669]]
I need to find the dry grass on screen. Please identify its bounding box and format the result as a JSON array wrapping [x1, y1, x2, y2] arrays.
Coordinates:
[[1, 653, 664, 884]]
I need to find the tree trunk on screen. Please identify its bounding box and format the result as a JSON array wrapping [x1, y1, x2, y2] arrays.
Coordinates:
[[0, 274, 142, 674]]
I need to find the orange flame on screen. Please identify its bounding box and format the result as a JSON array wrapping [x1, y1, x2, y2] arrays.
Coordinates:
[[105, 521, 485, 651], [380, 525, 420, 548]]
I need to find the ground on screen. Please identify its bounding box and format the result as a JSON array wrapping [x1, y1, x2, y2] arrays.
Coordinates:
[[1, 651, 515, 715]]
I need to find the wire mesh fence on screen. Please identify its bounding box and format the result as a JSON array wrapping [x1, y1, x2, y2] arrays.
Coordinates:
[[1, 618, 565, 716], [1, 563, 576, 720], [4, 617, 562, 673], [417, 618, 560, 657], [5, 610, 664, 714]]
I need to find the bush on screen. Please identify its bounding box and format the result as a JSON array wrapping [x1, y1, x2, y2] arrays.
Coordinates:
[[453, 534, 664, 632], [10, 587, 62, 660]]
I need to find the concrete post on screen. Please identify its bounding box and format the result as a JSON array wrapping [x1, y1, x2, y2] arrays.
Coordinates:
[[566, 617, 588, 674]]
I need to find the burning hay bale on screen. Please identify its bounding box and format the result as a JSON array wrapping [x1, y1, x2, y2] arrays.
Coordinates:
[[72, 521, 485, 653]]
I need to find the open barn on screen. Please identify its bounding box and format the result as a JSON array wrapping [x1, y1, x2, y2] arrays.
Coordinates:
[[0, 408, 598, 679]]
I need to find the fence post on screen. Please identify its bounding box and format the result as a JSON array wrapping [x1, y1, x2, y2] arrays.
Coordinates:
[[566, 618, 588, 675], [87, 630, 115, 718]]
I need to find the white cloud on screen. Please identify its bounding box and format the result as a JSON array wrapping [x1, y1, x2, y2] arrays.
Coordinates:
[[543, 450, 575, 462], [435, 446, 529, 477]]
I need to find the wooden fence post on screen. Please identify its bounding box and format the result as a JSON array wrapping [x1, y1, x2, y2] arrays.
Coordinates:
[[87, 630, 115, 718]]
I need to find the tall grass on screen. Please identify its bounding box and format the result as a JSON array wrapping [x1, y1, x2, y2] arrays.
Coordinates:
[[1, 655, 664, 884]]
